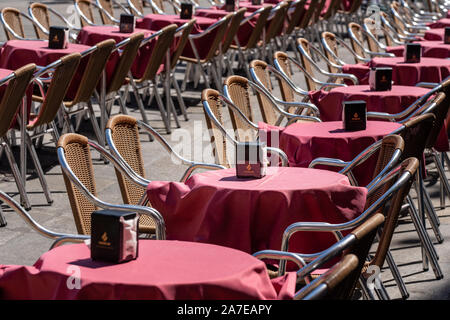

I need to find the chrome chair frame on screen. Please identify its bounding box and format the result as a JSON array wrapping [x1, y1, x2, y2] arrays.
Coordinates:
[[96, 0, 132, 24], [320, 32, 371, 65], [0, 8, 44, 40], [348, 23, 396, 59], [74, 0, 112, 26]]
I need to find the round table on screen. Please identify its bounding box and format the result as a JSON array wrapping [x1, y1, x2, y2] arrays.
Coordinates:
[[0, 40, 91, 100], [427, 18, 450, 29], [259, 121, 403, 187], [308, 85, 430, 122], [424, 28, 445, 41], [77, 25, 157, 81], [136, 14, 218, 59], [0, 240, 295, 299], [386, 41, 450, 59], [342, 63, 371, 85], [146, 167, 367, 256]]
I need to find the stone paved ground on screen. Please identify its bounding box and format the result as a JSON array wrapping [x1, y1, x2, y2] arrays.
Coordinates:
[[0, 0, 449, 300]]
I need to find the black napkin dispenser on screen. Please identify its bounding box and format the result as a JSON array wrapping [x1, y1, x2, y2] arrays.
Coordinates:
[[180, 2, 194, 19], [445, 27, 450, 44], [91, 209, 139, 263], [225, 0, 236, 12], [342, 100, 367, 131], [120, 14, 135, 33], [48, 26, 68, 49], [369, 67, 392, 91], [251, 0, 262, 5], [236, 142, 267, 179], [404, 43, 421, 63]]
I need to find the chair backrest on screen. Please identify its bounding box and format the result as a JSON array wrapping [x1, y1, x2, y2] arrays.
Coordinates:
[[29, 2, 49, 39], [170, 20, 196, 70], [265, 2, 289, 43], [201, 88, 230, 168], [399, 113, 436, 161], [321, 0, 341, 20], [1, 7, 25, 40], [128, 0, 144, 16], [364, 17, 383, 52], [285, 0, 306, 35], [223, 75, 256, 141], [107, 33, 144, 94], [296, 37, 318, 91], [139, 24, 177, 82], [273, 51, 296, 103], [202, 13, 233, 62], [29, 53, 82, 129], [298, 0, 318, 29], [105, 115, 146, 205], [243, 5, 273, 50], [348, 22, 366, 58], [222, 9, 246, 54], [313, 0, 327, 23], [58, 133, 98, 235], [295, 254, 359, 300], [76, 0, 96, 27], [67, 39, 115, 106], [97, 0, 115, 25], [0, 64, 36, 138]]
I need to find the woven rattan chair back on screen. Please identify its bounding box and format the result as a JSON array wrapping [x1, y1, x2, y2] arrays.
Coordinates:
[[364, 18, 381, 52], [1, 8, 25, 40], [298, 0, 318, 29], [138, 24, 177, 82], [170, 19, 195, 70], [379, 12, 398, 46], [273, 51, 296, 103], [349, 22, 366, 58], [58, 133, 98, 235], [29, 53, 82, 129], [224, 75, 256, 141], [222, 8, 246, 54], [108, 33, 144, 94], [98, 0, 115, 25], [296, 38, 317, 91], [29, 3, 49, 39], [321, 32, 341, 73], [76, 0, 96, 27], [286, 0, 306, 35], [244, 5, 272, 50], [129, 0, 144, 15], [67, 39, 115, 106], [295, 254, 359, 300], [399, 113, 435, 161], [201, 88, 230, 168], [0, 64, 36, 138], [203, 13, 233, 62], [265, 2, 289, 44]]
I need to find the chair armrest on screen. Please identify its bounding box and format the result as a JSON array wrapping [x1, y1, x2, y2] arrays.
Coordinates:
[[181, 163, 226, 182], [416, 82, 438, 88], [308, 157, 349, 170], [266, 147, 289, 167], [366, 111, 398, 120]]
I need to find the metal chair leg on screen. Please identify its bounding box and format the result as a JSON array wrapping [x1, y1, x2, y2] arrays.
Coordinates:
[[0, 207, 6, 227], [171, 74, 188, 121], [152, 81, 171, 134], [385, 250, 409, 299]]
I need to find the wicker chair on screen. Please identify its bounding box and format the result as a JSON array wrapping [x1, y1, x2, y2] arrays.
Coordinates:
[[57, 133, 166, 238], [127, 0, 179, 16], [201, 88, 289, 167], [105, 115, 224, 206], [96, 0, 131, 25], [0, 64, 36, 210], [180, 13, 233, 92], [0, 7, 42, 40], [321, 30, 370, 67], [348, 22, 395, 60], [127, 24, 177, 134]]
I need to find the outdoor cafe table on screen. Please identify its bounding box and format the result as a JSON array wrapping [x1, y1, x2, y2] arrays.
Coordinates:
[[136, 14, 218, 59], [146, 167, 368, 257], [258, 121, 403, 187], [308, 85, 430, 122], [386, 41, 450, 59], [77, 25, 157, 81], [342, 57, 450, 86], [0, 40, 91, 100], [424, 28, 446, 41], [0, 240, 296, 299], [427, 18, 450, 29]]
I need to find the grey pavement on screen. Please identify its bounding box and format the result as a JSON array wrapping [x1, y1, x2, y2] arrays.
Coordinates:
[[0, 0, 449, 300]]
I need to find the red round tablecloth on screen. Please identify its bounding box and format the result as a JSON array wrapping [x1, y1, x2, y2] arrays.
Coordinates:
[[386, 41, 450, 59], [424, 28, 446, 41], [136, 14, 218, 59], [77, 26, 157, 81], [146, 167, 367, 257], [342, 63, 371, 85], [308, 85, 430, 122], [427, 18, 450, 29], [0, 241, 296, 299], [259, 121, 403, 187], [0, 40, 92, 100]]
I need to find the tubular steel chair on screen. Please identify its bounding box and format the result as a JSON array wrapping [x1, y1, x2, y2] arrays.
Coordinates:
[[60, 39, 116, 149], [127, 0, 179, 16], [57, 133, 165, 238], [105, 115, 224, 206], [180, 13, 233, 92], [348, 22, 396, 60], [0, 190, 89, 249], [391, 1, 430, 35], [75, 0, 118, 27], [0, 7, 43, 40], [28, 2, 81, 40], [321, 31, 370, 67], [96, 0, 131, 25], [201, 88, 289, 168], [0, 64, 36, 210], [127, 24, 177, 134], [224, 74, 320, 131], [249, 59, 321, 119]]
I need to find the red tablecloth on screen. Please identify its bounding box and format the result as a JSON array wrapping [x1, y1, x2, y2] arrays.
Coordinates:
[[386, 41, 450, 58], [343, 57, 450, 86], [146, 167, 367, 257], [308, 85, 430, 122], [259, 121, 403, 187], [0, 40, 91, 100], [136, 14, 218, 59], [77, 26, 157, 81], [0, 241, 296, 299], [427, 18, 450, 28], [424, 28, 446, 41], [221, 2, 265, 12]]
